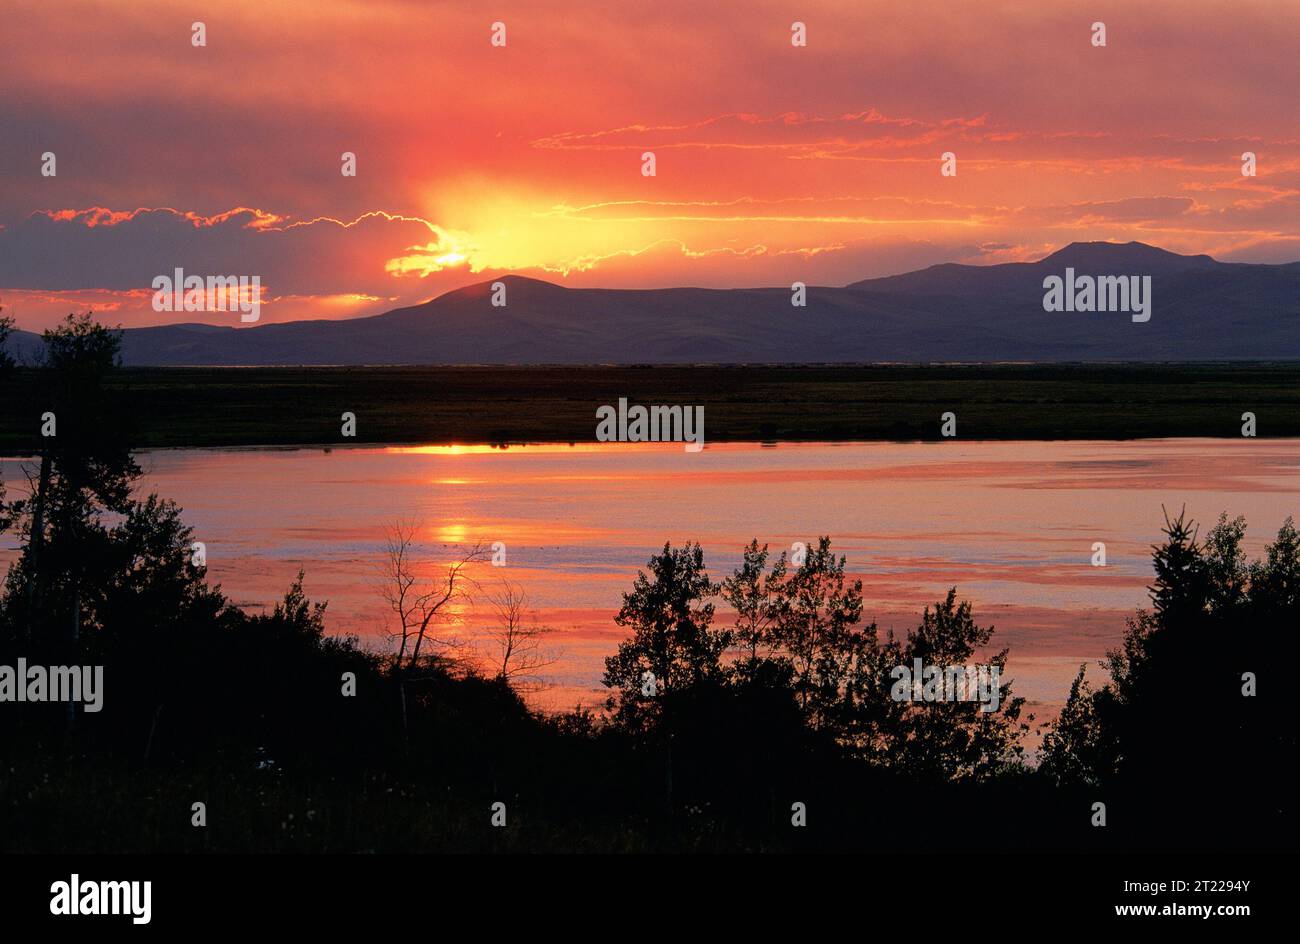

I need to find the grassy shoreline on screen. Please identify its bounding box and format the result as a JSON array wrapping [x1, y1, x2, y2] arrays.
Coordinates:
[[4, 362, 1300, 450]]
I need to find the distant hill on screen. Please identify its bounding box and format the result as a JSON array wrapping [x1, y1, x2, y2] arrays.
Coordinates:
[[9, 241, 1300, 364]]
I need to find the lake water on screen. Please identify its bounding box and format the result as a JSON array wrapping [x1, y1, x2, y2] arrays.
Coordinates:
[[3, 439, 1297, 723]]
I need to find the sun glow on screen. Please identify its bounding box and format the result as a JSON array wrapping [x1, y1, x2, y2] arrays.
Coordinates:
[[411, 181, 670, 277], [384, 239, 472, 277], [437, 523, 468, 543]]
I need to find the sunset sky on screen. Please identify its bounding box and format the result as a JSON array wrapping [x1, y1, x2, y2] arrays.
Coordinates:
[[2, 0, 1298, 328]]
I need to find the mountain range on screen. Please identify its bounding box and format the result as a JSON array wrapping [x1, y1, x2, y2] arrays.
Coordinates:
[[9, 241, 1300, 364]]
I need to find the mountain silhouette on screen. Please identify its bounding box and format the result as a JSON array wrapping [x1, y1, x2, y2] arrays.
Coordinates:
[[11, 242, 1299, 364]]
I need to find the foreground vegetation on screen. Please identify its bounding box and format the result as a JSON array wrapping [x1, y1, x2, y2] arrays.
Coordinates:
[[0, 318, 1294, 851]]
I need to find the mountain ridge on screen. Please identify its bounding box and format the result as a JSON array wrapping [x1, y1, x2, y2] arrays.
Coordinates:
[[5, 242, 1298, 365]]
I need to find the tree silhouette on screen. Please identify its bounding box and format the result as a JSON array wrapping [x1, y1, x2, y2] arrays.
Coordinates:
[[772, 536, 864, 724], [1040, 509, 1296, 842], [721, 539, 787, 673], [605, 537, 1027, 783], [377, 521, 485, 672], [485, 578, 556, 690], [0, 304, 15, 377], [856, 589, 1026, 780], [1, 314, 139, 727], [602, 541, 725, 729]]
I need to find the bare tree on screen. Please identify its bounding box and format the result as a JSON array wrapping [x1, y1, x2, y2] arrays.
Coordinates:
[[485, 579, 556, 691], [377, 521, 487, 673]]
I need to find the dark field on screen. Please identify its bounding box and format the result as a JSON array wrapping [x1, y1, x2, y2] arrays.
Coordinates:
[[3, 362, 1300, 451]]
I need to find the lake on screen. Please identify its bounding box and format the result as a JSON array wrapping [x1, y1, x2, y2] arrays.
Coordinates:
[[3, 439, 1297, 723]]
